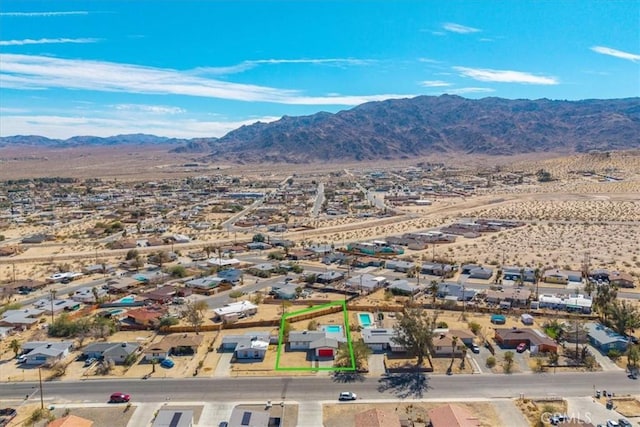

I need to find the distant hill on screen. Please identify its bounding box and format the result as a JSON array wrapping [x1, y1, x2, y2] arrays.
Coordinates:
[[205, 95, 640, 162], [0, 133, 215, 148], [2, 96, 638, 163]]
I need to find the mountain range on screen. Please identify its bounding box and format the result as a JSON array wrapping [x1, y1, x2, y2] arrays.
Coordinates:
[[2, 95, 639, 163]]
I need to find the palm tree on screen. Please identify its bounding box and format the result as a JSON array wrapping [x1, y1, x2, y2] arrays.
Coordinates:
[[449, 336, 459, 373], [429, 280, 439, 307]]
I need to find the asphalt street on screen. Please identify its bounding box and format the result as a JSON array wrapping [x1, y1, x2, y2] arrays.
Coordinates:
[[0, 371, 636, 404]]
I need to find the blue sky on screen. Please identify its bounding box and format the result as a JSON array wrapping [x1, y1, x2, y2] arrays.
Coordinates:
[[1, 0, 638, 139]]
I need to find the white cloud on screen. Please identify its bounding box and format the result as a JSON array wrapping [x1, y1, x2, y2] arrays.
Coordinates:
[[419, 80, 452, 87], [193, 58, 375, 75], [0, 38, 100, 46], [454, 66, 558, 85], [114, 104, 186, 114], [0, 114, 281, 139], [591, 46, 640, 62], [0, 54, 412, 105], [443, 23, 481, 34], [0, 11, 89, 17]]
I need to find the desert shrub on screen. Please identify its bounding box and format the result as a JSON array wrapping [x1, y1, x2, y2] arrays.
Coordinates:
[[486, 356, 496, 368]]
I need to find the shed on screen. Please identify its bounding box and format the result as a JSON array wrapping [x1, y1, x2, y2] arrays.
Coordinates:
[[521, 314, 534, 325]]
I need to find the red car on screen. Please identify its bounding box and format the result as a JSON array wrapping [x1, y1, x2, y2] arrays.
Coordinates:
[[516, 342, 527, 353], [109, 393, 131, 403]]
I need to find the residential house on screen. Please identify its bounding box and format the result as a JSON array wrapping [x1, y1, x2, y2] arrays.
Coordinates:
[[82, 342, 140, 364], [248, 263, 276, 275], [588, 269, 610, 282], [427, 404, 481, 427], [72, 287, 106, 303], [494, 328, 557, 353], [151, 410, 193, 427], [47, 414, 94, 427], [20, 341, 74, 366], [0, 308, 44, 329], [503, 267, 537, 283], [217, 268, 243, 284], [346, 274, 387, 293], [0, 326, 13, 340], [271, 283, 299, 300], [432, 329, 475, 357], [354, 408, 401, 427], [206, 257, 241, 268], [542, 269, 582, 285], [385, 260, 414, 273], [467, 267, 493, 280], [316, 271, 344, 284], [288, 330, 346, 358], [586, 322, 629, 354], [221, 332, 270, 360], [287, 249, 316, 261], [33, 299, 81, 315], [213, 301, 258, 323], [609, 271, 635, 288], [361, 328, 405, 353], [185, 276, 225, 291], [125, 307, 167, 328], [388, 279, 421, 296], [142, 285, 192, 304], [227, 408, 269, 427], [144, 334, 204, 361], [420, 263, 457, 278], [436, 283, 477, 301], [485, 287, 531, 307]]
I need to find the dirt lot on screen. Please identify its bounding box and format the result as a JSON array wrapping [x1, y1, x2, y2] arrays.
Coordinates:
[[323, 401, 501, 427], [516, 398, 567, 427], [7, 404, 136, 427], [601, 397, 640, 418]]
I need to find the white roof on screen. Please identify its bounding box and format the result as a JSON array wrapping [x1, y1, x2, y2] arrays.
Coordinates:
[[213, 301, 257, 316]]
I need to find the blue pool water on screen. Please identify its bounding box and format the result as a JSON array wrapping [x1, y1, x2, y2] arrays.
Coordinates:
[[118, 296, 135, 304], [358, 313, 373, 327], [324, 325, 342, 333]]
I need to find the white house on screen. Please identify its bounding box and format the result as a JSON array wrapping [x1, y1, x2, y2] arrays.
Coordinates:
[[20, 341, 74, 365], [213, 301, 258, 322], [72, 287, 107, 303], [221, 332, 271, 360]]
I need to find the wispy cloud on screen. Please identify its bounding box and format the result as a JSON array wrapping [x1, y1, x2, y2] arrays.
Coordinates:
[[591, 46, 640, 62], [114, 104, 186, 114], [0, 38, 100, 46], [454, 66, 558, 85], [419, 80, 452, 87], [0, 11, 89, 17], [0, 114, 280, 139], [193, 58, 375, 75], [0, 54, 412, 106], [443, 23, 481, 34]]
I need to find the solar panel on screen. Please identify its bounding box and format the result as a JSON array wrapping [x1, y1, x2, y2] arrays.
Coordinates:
[[241, 411, 252, 426], [169, 412, 182, 427]]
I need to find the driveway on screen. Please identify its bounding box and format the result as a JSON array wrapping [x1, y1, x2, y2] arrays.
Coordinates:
[[213, 352, 232, 377], [566, 396, 626, 426], [368, 354, 386, 375], [585, 344, 625, 372]]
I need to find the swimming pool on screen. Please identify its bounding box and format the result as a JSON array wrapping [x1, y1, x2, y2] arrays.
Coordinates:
[[118, 296, 135, 304], [323, 325, 342, 333], [109, 309, 125, 315], [358, 313, 373, 328]]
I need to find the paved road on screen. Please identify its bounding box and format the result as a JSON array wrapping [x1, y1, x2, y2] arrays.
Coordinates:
[[0, 371, 636, 404]]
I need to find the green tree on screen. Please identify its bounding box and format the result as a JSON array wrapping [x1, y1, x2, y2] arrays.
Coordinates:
[[428, 280, 439, 307], [182, 300, 209, 334], [486, 356, 496, 368], [9, 339, 21, 358], [594, 284, 618, 322], [252, 233, 265, 243], [307, 320, 318, 331], [125, 249, 139, 260], [626, 344, 640, 374], [606, 300, 640, 337], [169, 265, 187, 278], [334, 340, 371, 371], [229, 290, 244, 301], [391, 307, 438, 367]]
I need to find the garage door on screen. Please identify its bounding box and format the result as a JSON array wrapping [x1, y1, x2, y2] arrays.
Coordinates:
[[318, 349, 333, 357]]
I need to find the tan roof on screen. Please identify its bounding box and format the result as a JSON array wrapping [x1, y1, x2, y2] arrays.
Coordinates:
[[48, 415, 94, 427], [428, 404, 480, 427], [354, 408, 401, 427]]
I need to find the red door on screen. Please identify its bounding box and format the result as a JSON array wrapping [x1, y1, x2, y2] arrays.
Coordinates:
[[318, 349, 333, 357]]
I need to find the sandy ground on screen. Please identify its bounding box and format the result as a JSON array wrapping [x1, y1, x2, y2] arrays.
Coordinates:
[[323, 401, 501, 427]]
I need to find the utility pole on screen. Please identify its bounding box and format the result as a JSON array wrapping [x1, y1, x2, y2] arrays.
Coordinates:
[[49, 289, 55, 324], [38, 367, 44, 409]]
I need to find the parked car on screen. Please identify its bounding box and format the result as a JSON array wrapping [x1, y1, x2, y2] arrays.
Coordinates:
[[471, 344, 480, 354], [338, 392, 357, 401], [109, 393, 130, 403], [160, 358, 175, 368], [16, 355, 26, 364], [84, 357, 97, 367], [516, 342, 527, 353], [617, 419, 632, 427], [606, 420, 619, 427]]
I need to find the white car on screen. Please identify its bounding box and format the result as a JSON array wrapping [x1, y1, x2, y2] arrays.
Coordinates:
[[339, 392, 357, 401]]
